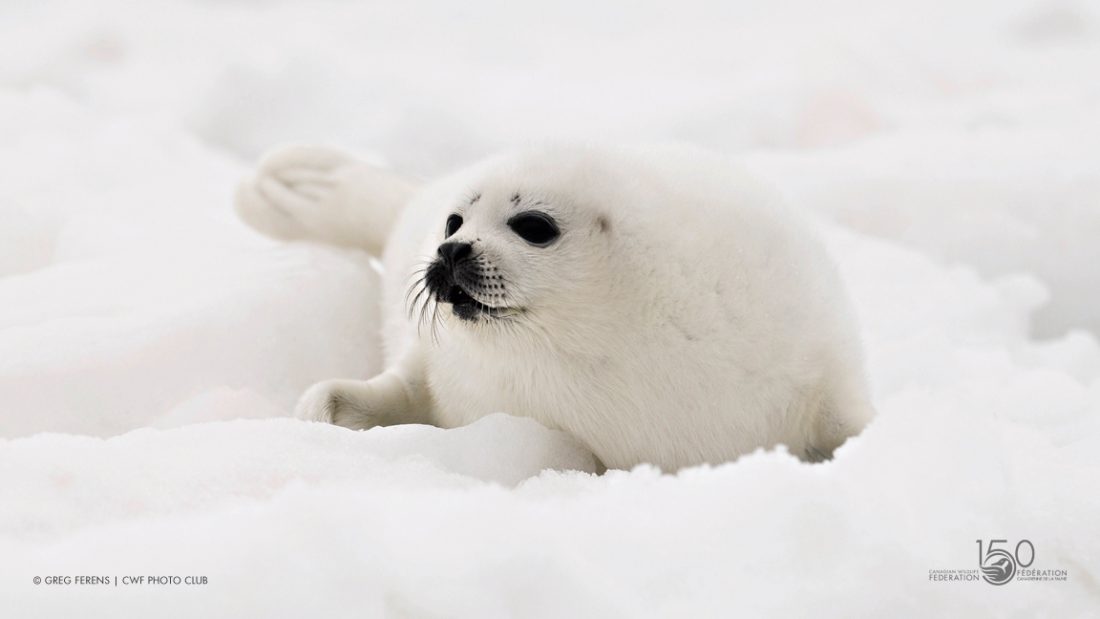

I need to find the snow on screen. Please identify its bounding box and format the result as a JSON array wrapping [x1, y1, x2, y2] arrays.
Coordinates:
[[1, 0, 1099, 616]]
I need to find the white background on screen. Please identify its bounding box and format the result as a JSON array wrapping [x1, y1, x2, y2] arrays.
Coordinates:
[[1, 0, 1098, 616]]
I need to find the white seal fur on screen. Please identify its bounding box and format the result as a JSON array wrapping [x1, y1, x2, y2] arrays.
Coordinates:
[[236, 144, 874, 470]]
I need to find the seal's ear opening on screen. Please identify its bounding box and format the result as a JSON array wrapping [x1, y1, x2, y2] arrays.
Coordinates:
[[596, 216, 610, 233]]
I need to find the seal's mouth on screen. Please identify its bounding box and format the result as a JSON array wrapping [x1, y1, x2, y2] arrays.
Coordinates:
[[445, 284, 516, 321], [418, 257, 519, 323]]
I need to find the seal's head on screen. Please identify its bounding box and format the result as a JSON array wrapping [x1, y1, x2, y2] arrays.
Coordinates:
[[422, 189, 561, 323], [409, 154, 620, 336]]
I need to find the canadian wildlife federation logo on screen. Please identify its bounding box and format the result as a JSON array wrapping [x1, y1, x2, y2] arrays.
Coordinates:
[[929, 539, 1068, 585]]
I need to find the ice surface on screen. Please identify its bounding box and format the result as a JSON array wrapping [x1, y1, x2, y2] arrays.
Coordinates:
[[1, 0, 1098, 616]]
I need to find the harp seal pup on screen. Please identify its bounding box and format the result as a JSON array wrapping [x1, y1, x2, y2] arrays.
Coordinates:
[[235, 144, 874, 471]]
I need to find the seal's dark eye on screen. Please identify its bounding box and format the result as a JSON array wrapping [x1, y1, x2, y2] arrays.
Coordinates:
[[508, 211, 560, 246], [445, 214, 463, 238]]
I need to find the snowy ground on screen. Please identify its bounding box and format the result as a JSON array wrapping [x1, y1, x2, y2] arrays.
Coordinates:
[[2, 0, 1099, 616]]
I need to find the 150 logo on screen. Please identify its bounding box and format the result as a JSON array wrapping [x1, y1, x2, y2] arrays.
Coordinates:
[[930, 538, 1066, 584], [976, 539, 1034, 585]]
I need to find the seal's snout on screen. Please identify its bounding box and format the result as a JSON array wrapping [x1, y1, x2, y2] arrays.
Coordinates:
[[437, 241, 473, 267], [424, 243, 481, 321], [420, 239, 517, 322]]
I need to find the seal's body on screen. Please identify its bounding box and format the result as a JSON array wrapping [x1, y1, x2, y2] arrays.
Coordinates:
[[236, 145, 873, 470]]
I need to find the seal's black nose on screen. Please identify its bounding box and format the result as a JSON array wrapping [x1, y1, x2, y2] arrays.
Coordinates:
[[437, 241, 473, 266]]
